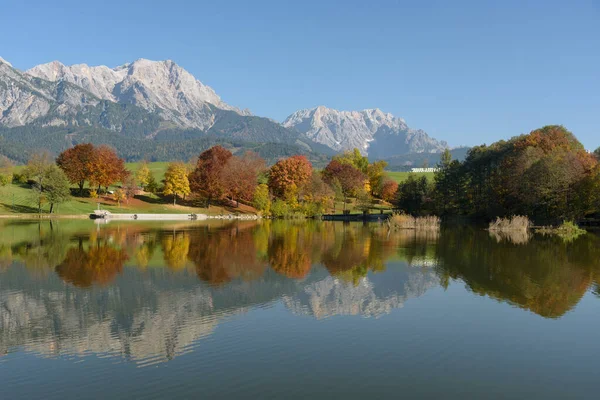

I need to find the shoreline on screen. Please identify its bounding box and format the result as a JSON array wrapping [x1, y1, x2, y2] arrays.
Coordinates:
[[0, 212, 261, 221]]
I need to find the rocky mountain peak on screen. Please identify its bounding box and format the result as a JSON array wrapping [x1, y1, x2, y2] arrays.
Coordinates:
[[283, 105, 446, 157], [24, 58, 249, 129], [0, 56, 13, 67]]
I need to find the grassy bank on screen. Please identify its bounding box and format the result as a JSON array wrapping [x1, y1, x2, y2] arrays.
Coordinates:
[[0, 182, 256, 216], [386, 171, 435, 184]]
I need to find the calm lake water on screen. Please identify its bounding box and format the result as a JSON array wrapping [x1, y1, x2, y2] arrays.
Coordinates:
[[1, 220, 599, 399]]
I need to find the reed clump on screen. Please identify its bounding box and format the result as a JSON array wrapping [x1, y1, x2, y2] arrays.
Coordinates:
[[390, 213, 441, 230], [488, 216, 531, 232]]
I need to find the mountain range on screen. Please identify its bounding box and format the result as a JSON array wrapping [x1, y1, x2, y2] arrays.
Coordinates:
[[0, 56, 453, 165]]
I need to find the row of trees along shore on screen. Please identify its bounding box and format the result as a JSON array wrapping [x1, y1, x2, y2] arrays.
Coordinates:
[[1, 143, 398, 215], [2, 124, 597, 222], [398, 125, 600, 224]]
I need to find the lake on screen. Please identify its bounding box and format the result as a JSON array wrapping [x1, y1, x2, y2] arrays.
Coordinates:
[[1, 220, 599, 399]]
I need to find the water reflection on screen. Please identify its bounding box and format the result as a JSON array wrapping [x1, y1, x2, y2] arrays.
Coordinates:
[[0, 220, 599, 365], [436, 228, 600, 318]]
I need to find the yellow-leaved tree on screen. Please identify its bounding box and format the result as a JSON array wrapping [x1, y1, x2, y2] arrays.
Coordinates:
[[163, 162, 191, 205], [136, 161, 151, 189]]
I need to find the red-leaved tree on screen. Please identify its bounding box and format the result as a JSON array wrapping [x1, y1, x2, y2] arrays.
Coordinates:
[[221, 151, 266, 206], [56, 143, 96, 194], [322, 159, 366, 210], [189, 146, 233, 206]]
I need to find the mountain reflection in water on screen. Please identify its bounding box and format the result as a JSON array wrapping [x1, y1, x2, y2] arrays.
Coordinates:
[[1, 220, 599, 366]]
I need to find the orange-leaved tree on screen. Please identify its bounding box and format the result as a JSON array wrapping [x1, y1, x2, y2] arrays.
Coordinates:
[[89, 145, 129, 192], [267, 155, 313, 199]]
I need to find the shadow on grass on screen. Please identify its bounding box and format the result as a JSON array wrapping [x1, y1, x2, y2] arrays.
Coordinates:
[[1, 203, 41, 213], [135, 194, 165, 204]]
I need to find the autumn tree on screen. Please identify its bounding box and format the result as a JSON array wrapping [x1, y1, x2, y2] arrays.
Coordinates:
[[367, 160, 388, 197], [221, 151, 265, 206], [89, 145, 129, 191], [163, 162, 191, 205], [189, 145, 233, 206], [322, 159, 366, 211], [56, 143, 96, 194], [300, 171, 335, 215], [136, 161, 152, 189], [112, 188, 126, 207], [122, 175, 138, 204], [267, 155, 313, 199], [380, 178, 399, 202]]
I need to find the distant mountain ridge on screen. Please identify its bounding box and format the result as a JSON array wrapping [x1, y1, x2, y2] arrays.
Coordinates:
[[283, 106, 448, 158], [0, 56, 453, 162], [26, 58, 250, 130]]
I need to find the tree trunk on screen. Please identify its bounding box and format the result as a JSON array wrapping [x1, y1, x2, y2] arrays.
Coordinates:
[[49, 203, 54, 214], [79, 181, 84, 195], [173, 195, 177, 206]]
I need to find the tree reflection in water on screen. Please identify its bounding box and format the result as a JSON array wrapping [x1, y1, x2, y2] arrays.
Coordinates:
[[0, 220, 598, 319], [1, 220, 600, 367], [55, 242, 129, 287]]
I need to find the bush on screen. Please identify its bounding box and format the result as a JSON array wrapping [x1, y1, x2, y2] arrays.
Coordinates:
[[302, 201, 326, 218], [271, 199, 291, 219], [12, 172, 28, 184], [536, 220, 586, 242], [0, 174, 9, 186]]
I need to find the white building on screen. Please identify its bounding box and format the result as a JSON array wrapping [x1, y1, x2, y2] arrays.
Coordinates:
[[410, 168, 439, 173]]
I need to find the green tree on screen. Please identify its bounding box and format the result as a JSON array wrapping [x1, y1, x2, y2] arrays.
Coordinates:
[[44, 166, 71, 213], [397, 174, 433, 215], [146, 175, 159, 194], [253, 183, 271, 215], [333, 148, 369, 174], [24, 151, 54, 186], [25, 151, 55, 213], [0, 155, 13, 186], [163, 162, 191, 205]]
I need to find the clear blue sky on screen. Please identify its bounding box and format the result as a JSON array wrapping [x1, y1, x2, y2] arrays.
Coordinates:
[[2, 0, 599, 149]]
